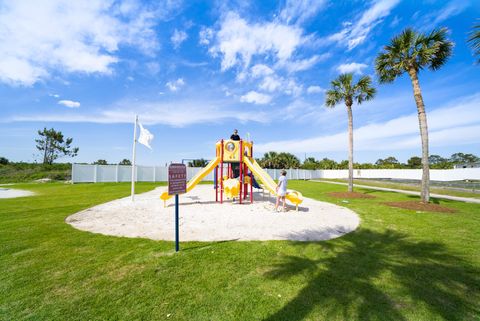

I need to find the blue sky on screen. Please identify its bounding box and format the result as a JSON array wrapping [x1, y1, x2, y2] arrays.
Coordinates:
[[1, 0, 479, 165]]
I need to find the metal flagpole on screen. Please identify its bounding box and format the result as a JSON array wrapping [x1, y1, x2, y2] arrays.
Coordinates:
[[131, 115, 138, 201]]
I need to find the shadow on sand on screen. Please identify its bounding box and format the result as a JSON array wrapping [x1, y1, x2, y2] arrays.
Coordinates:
[[263, 229, 479, 321], [167, 190, 309, 212]]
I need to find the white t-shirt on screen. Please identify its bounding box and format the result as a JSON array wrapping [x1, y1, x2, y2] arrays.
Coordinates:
[[278, 175, 287, 196]]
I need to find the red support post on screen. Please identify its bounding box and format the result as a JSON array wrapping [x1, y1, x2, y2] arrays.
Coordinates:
[[220, 139, 224, 204], [215, 165, 218, 202], [239, 140, 243, 204], [243, 163, 247, 199], [250, 142, 254, 203]]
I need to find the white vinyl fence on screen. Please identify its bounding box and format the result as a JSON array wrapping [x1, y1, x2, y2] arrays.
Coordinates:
[[72, 164, 480, 183]]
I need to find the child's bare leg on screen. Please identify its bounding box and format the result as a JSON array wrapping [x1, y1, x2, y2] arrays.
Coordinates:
[[275, 196, 280, 211], [282, 196, 286, 210]]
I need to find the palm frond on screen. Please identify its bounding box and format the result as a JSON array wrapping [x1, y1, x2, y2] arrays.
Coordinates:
[[338, 73, 353, 89], [468, 21, 480, 63], [400, 28, 415, 53], [423, 28, 453, 70], [325, 89, 343, 107], [325, 73, 354, 107], [353, 76, 376, 105], [375, 52, 402, 83], [325, 73, 376, 108], [375, 27, 453, 81]]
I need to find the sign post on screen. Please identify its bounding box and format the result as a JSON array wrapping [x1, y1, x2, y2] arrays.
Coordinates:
[[168, 163, 187, 252], [175, 194, 179, 252]]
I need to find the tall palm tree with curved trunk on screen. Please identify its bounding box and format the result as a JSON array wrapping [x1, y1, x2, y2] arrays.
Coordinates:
[[325, 73, 376, 192], [375, 28, 453, 203], [468, 21, 480, 63]]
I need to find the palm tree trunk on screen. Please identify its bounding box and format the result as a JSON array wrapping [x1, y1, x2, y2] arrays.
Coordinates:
[[346, 104, 354, 192], [408, 68, 430, 203]]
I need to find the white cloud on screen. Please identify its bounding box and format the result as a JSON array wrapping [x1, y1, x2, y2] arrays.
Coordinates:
[[347, 36, 366, 49], [171, 29, 188, 49], [284, 79, 303, 96], [240, 91, 272, 104], [390, 15, 401, 28], [259, 76, 282, 92], [166, 78, 185, 92], [279, 0, 327, 25], [210, 12, 305, 71], [337, 62, 368, 74], [49, 93, 60, 98], [0, 0, 159, 86], [307, 85, 324, 94], [420, 1, 469, 27], [256, 93, 480, 153], [280, 99, 318, 121], [199, 26, 214, 45], [247, 63, 312, 98], [328, 0, 400, 50], [254, 73, 302, 96], [149, 0, 184, 21], [432, 2, 467, 25], [146, 62, 161, 75], [9, 98, 270, 127], [250, 64, 274, 78], [252, 71, 303, 96], [280, 54, 329, 72], [179, 60, 209, 67], [58, 100, 80, 108]]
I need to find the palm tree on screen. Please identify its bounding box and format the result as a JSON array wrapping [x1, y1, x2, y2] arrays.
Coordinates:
[[277, 152, 301, 169], [375, 28, 453, 203], [325, 73, 376, 192], [468, 21, 480, 63], [262, 151, 279, 168]]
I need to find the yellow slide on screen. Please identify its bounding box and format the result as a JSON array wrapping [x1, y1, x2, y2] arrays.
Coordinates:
[[243, 157, 303, 208], [160, 157, 221, 203]]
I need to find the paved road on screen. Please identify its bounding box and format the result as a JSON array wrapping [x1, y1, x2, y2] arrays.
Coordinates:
[[312, 180, 480, 204]]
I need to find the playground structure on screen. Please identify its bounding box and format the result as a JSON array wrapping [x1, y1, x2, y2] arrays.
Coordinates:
[[160, 139, 303, 209]]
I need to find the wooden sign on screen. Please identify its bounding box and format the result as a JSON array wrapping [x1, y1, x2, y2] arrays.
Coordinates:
[[168, 163, 187, 195]]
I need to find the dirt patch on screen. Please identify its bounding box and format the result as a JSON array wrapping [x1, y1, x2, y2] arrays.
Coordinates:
[[327, 192, 376, 199], [383, 201, 457, 213]]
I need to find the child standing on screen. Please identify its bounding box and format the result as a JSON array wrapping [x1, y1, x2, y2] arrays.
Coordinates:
[[275, 170, 288, 212]]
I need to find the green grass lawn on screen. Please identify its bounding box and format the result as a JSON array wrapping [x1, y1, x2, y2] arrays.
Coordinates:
[[1, 181, 479, 320], [324, 178, 480, 199]]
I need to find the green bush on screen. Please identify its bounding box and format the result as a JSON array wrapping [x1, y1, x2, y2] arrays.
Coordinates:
[[0, 163, 71, 183]]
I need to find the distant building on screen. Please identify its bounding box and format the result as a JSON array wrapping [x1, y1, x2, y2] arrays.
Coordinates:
[[454, 163, 480, 169]]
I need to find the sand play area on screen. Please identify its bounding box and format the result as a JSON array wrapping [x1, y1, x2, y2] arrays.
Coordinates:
[[66, 185, 360, 242], [0, 187, 35, 198]]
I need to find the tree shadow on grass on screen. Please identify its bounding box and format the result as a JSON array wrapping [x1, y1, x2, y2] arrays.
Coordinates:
[[181, 239, 239, 252], [263, 229, 480, 321], [361, 189, 380, 195]]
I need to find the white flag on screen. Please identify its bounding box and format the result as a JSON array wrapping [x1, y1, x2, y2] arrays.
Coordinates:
[[138, 123, 154, 149]]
